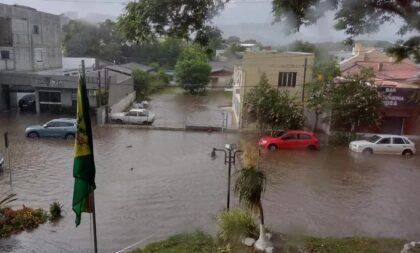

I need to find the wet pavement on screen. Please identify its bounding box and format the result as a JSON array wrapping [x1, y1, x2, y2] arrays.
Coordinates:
[[0, 111, 420, 253]]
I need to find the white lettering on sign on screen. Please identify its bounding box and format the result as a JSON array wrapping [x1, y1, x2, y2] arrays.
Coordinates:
[[48, 80, 62, 87], [385, 87, 396, 93]]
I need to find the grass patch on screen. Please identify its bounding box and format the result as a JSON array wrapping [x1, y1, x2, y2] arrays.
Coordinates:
[[128, 231, 406, 253], [280, 234, 406, 253], [128, 231, 217, 253]]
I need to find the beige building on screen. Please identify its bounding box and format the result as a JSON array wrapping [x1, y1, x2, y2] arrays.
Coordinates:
[[232, 51, 314, 128]]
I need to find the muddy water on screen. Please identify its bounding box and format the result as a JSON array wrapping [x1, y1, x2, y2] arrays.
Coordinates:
[[0, 111, 420, 253]]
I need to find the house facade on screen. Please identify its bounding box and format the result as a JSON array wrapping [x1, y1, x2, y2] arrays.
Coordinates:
[[0, 4, 62, 72], [232, 51, 315, 128], [340, 44, 420, 135]]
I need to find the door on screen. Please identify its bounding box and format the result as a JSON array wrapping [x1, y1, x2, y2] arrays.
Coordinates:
[[126, 111, 138, 124], [137, 111, 148, 124], [42, 121, 60, 137], [375, 137, 392, 154], [281, 133, 299, 149], [297, 133, 313, 149], [391, 137, 406, 154]]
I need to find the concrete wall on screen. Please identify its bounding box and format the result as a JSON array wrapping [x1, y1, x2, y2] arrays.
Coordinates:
[[110, 91, 136, 113], [0, 4, 62, 72], [108, 77, 134, 106]]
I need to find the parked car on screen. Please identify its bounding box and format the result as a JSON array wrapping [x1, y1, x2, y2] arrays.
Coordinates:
[[349, 134, 416, 156], [18, 94, 36, 111], [132, 101, 149, 109], [25, 118, 77, 139], [110, 108, 155, 125], [0, 153, 4, 168], [259, 130, 320, 151]]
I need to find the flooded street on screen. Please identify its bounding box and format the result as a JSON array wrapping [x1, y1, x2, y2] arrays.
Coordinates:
[[1, 111, 420, 252]]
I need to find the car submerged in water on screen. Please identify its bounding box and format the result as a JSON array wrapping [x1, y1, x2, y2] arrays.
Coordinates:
[[259, 130, 320, 151], [25, 118, 77, 139], [349, 134, 416, 156]]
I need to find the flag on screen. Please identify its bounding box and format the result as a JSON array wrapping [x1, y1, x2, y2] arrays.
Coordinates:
[[72, 73, 96, 226]]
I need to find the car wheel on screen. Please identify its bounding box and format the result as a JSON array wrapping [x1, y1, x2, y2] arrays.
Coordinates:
[[65, 133, 75, 140], [402, 149, 413, 157], [362, 148, 373, 155], [307, 145, 317, 151], [268, 144, 278, 151], [27, 132, 39, 138]]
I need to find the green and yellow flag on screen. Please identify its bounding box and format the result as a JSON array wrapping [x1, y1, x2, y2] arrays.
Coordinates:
[[72, 74, 96, 226]]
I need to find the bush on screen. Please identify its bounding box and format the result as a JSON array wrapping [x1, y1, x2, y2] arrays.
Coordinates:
[[0, 206, 48, 237], [49, 202, 63, 221], [330, 131, 363, 146], [217, 209, 257, 244]]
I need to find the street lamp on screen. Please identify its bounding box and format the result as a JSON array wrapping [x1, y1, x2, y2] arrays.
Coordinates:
[[211, 144, 242, 210]]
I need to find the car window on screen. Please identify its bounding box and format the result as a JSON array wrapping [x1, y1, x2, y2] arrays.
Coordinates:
[[299, 134, 312, 139], [127, 111, 138, 116], [282, 134, 298, 140], [377, 138, 391, 144], [393, 137, 405, 144], [46, 122, 59, 127], [403, 138, 411, 144], [64, 122, 75, 127], [367, 135, 381, 143]]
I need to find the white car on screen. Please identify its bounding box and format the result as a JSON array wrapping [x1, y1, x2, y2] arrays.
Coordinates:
[[110, 108, 155, 125], [0, 153, 4, 168], [349, 134, 416, 156]]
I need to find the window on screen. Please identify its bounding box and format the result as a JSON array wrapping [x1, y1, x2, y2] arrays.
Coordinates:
[[278, 72, 297, 87], [1, 50, 9, 59], [33, 25, 39, 34], [64, 122, 74, 127], [282, 134, 298, 140], [393, 138, 405, 144], [127, 111, 138, 116], [377, 138, 391, 144], [46, 122, 59, 127], [299, 134, 312, 139]]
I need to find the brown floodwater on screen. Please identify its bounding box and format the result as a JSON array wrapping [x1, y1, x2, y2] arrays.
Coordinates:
[[0, 111, 419, 253]]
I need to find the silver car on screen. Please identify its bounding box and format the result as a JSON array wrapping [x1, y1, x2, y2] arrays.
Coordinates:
[[110, 109, 155, 125], [25, 118, 77, 139], [349, 134, 416, 156]]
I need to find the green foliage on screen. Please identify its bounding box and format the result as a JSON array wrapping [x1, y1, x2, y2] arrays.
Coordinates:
[[386, 36, 420, 63], [49, 202, 63, 221], [217, 209, 257, 244], [330, 131, 364, 146], [245, 74, 304, 131], [330, 72, 383, 133], [273, 0, 419, 63], [302, 236, 405, 253], [118, 0, 226, 43], [0, 206, 48, 237], [175, 46, 211, 94], [0, 193, 17, 210], [132, 69, 150, 100], [194, 26, 224, 58], [63, 19, 124, 62], [96, 89, 109, 107], [128, 231, 217, 253]]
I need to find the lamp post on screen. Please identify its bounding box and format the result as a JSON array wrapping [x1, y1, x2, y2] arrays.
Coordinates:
[[211, 144, 242, 211]]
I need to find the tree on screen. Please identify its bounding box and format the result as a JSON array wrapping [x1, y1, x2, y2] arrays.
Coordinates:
[[117, 0, 226, 43], [330, 70, 383, 133], [132, 69, 150, 100], [194, 26, 224, 58], [174, 46, 211, 94], [306, 57, 340, 132], [273, 0, 420, 63], [234, 143, 271, 251], [245, 74, 304, 131]]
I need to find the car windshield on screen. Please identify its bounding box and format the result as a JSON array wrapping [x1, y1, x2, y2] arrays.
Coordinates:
[[366, 135, 381, 143]]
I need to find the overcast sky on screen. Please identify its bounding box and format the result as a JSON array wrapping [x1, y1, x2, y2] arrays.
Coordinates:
[[1, 0, 415, 44]]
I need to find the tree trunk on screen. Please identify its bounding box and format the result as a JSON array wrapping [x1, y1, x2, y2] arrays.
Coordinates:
[[312, 112, 320, 132], [258, 200, 264, 226]]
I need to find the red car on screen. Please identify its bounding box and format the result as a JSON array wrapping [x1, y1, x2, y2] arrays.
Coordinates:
[[259, 130, 320, 151]]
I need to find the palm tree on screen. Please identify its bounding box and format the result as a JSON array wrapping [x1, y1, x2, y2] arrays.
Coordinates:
[[0, 193, 17, 210], [234, 165, 272, 250]]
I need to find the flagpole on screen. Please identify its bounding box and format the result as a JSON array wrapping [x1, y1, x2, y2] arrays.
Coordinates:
[[81, 60, 98, 253]]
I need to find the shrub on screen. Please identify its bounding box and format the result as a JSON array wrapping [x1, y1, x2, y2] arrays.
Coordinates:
[[49, 202, 63, 221], [330, 131, 363, 146], [217, 209, 257, 244], [0, 206, 48, 237]]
